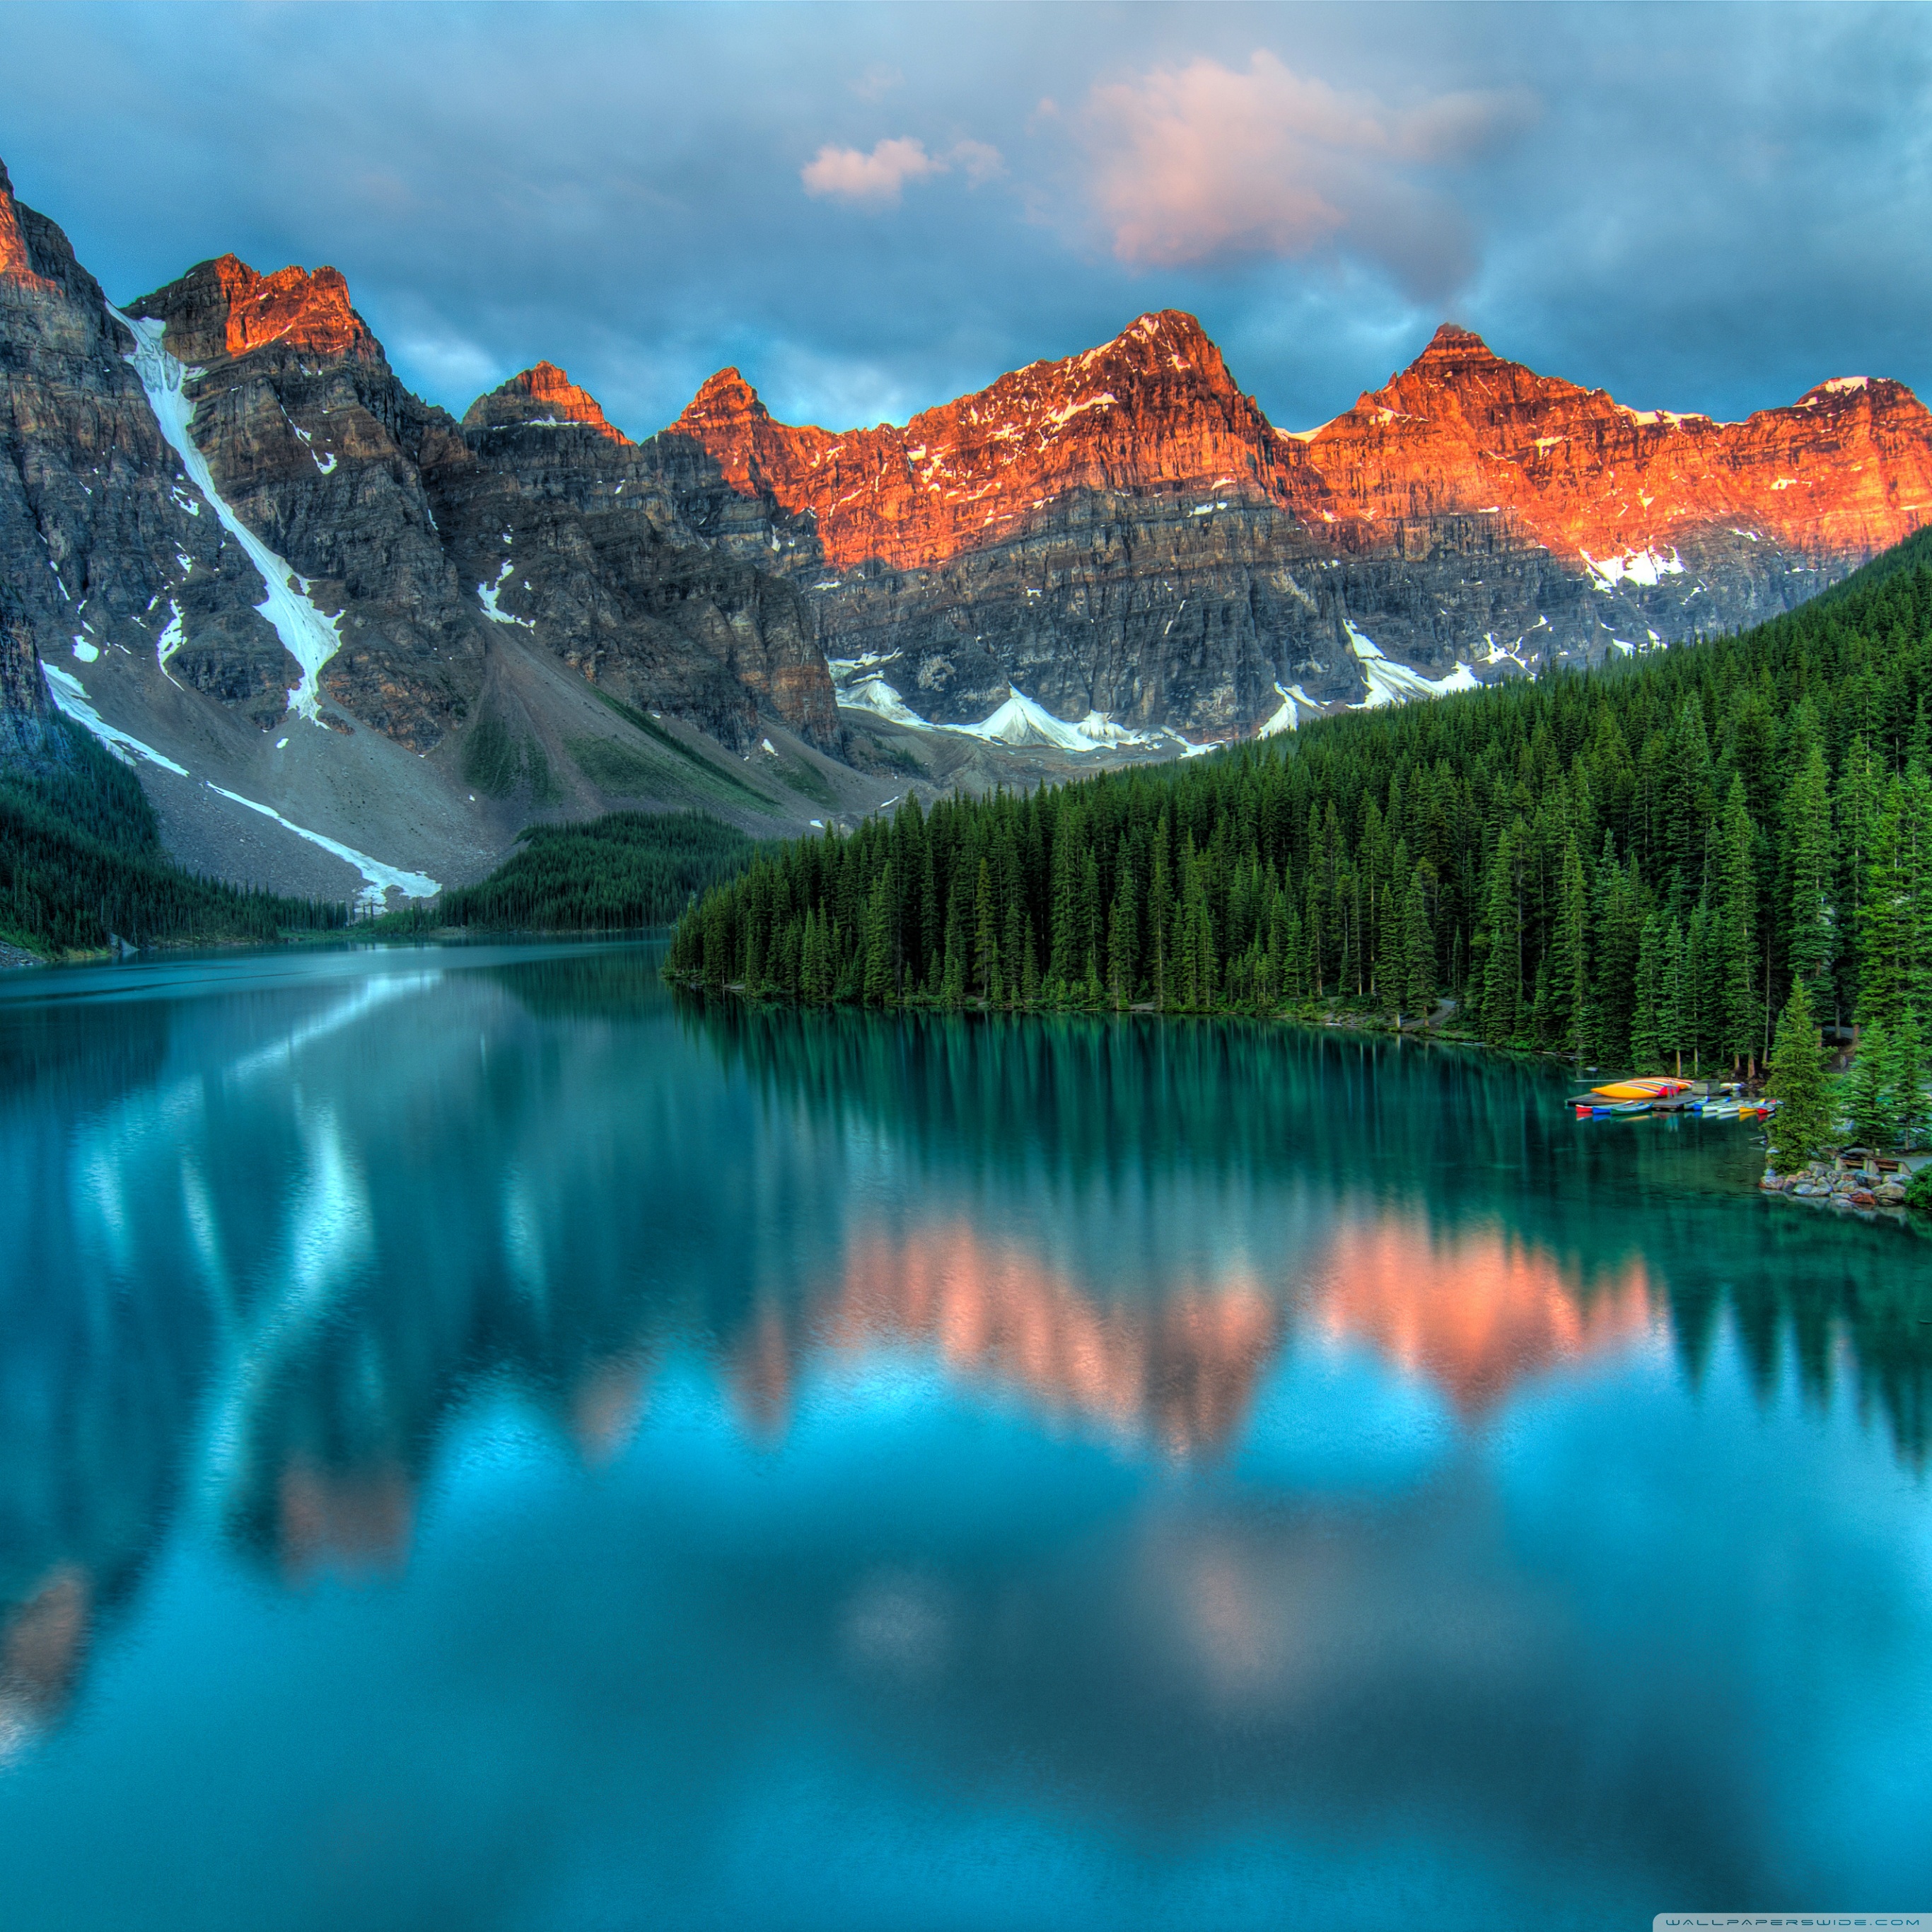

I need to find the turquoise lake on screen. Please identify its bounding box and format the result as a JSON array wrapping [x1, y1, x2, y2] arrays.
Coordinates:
[[1, 938, 1928, 1929]]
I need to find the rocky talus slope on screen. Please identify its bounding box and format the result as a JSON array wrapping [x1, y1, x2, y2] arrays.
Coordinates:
[[670, 313, 1932, 735]]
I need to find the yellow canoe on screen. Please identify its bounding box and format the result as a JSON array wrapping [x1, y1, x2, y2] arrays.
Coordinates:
[[1590, 1080, 1686, 1101]]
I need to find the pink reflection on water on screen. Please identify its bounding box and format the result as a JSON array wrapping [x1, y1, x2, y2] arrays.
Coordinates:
[[1314, 1219, 1657, 1416]]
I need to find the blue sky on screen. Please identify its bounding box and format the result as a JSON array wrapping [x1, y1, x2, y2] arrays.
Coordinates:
[[2, 1, 1927, 438]]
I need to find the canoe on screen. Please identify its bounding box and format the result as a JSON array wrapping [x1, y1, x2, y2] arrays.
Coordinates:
[[1590, 1078, 1692, 1101]]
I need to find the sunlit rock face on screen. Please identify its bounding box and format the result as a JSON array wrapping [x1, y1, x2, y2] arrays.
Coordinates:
[[669, 314, 1932, 735], [461, 360, 624, 441], [672, 311, 1294, 575], [126, 254, 486, 747]]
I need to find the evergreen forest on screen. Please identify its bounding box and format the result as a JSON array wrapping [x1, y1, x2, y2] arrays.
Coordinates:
[[0, 721, 348, 955], [377, 810, 761, 934], [667, 528, 1932, 1088]]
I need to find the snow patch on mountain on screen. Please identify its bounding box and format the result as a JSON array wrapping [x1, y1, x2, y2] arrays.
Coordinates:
[[1578, 544, 1685, 592], [42, 661, 190, 774], [156, 600, 187, 674], [109, 306, 347, 724], [832, 655, 1164, 752], [477, 557, 534, 627], [1255, 682, 1312, 736], [1346, 621, 1479, 709], [953, 687, 1105, 752], [840, 674, 932, 729], [43, 658, 437, 908], [204, 783, 439, 909]]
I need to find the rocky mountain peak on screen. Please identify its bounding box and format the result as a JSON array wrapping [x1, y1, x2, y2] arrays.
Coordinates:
[[1095, 308, 1228, 377], [463, 360, 628, 441], [0, 159, 25, 277], [675, 368, 772, 432], [987, 309, 1241, 426], [667, 308, 1284, 573], [1790, 374, 1928, 424], [1414, 322, 1500, 363], [129, 255, 378, 368], [0, 158, 53, 291]]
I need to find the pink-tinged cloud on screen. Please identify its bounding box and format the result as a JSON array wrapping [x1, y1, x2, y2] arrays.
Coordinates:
[[802, 137, 941, 205], [802, 136, 1006, 208], [1085, 51, 1536, 296]]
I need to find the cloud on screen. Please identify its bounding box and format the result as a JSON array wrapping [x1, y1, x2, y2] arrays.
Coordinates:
[[801, 135, 1005, 207], [1083, 51, 1535, 296], [802, 136, 943, 204], [6, 3, 1929, 442]]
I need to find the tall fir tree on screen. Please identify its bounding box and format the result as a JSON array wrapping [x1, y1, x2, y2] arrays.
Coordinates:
[[1786, 739, 1834, 1003], [1718, 776, 1760, 1076], [1765, 980, 1833, 1170]]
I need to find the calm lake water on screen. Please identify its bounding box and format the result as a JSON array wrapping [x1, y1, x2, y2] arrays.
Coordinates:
[[1, 939, 1929, 1930]]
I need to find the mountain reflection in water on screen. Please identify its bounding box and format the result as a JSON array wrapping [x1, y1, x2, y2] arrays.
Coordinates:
[[1315, 1222, 1657, 1417], [0, 941, 1928, 1927]]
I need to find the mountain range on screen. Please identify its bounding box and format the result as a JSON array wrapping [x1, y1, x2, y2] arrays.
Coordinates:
[[4, 153, 1928, 905]]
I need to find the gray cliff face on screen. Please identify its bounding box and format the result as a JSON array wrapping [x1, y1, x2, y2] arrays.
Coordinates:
[[793, 497, 1844, 731], [0, 163, 849, 780], [435, 366, 841, 752], [0, 161, 274, 758], [120, 255, 484, 745]]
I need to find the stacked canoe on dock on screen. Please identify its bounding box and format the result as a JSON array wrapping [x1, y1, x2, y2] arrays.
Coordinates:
[[1571, 1078, 1775, 1121]]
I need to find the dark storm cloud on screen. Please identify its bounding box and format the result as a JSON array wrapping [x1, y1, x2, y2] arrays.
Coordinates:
[[1, 1, 1926, 438]]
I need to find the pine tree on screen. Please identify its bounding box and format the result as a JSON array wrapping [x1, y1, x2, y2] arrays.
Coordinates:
[[1379, 858, 1406, 1023], [1858, 781, 1908, 1030], [1717, 776, 1759, 1076], [973, 859, 1000, 1003], [1630, 914, 1664, 1073], [1786, 739, 1834, 1001], [1403, 866, 1435, 1029], [1107, 875, 1136, 1008], [1657, 912, 1686, 1076], [1837, 732, 1886, 1025], [1479, 822, 1526, 1047], [1884, 1008, 1925, 1149], [1550, 834, 1589, 1066], [1846, 1019, 1897, 1149], [1767, 980, 1832, 1170]]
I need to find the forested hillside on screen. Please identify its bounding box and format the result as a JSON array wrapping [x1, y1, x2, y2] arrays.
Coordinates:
[[377, 811, 760, 934], [0, 723, 347, 955], [667, 528, 1932, 1078]]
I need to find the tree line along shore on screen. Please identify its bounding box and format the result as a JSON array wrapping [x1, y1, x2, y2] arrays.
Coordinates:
[[665, 529, 1932, 1184]]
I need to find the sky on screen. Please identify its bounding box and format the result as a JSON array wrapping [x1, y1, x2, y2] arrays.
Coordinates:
[[2, 1, 1928, 440]]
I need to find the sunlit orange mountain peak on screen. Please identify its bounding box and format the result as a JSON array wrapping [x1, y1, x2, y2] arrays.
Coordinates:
[[463, 359, 629, 441]]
